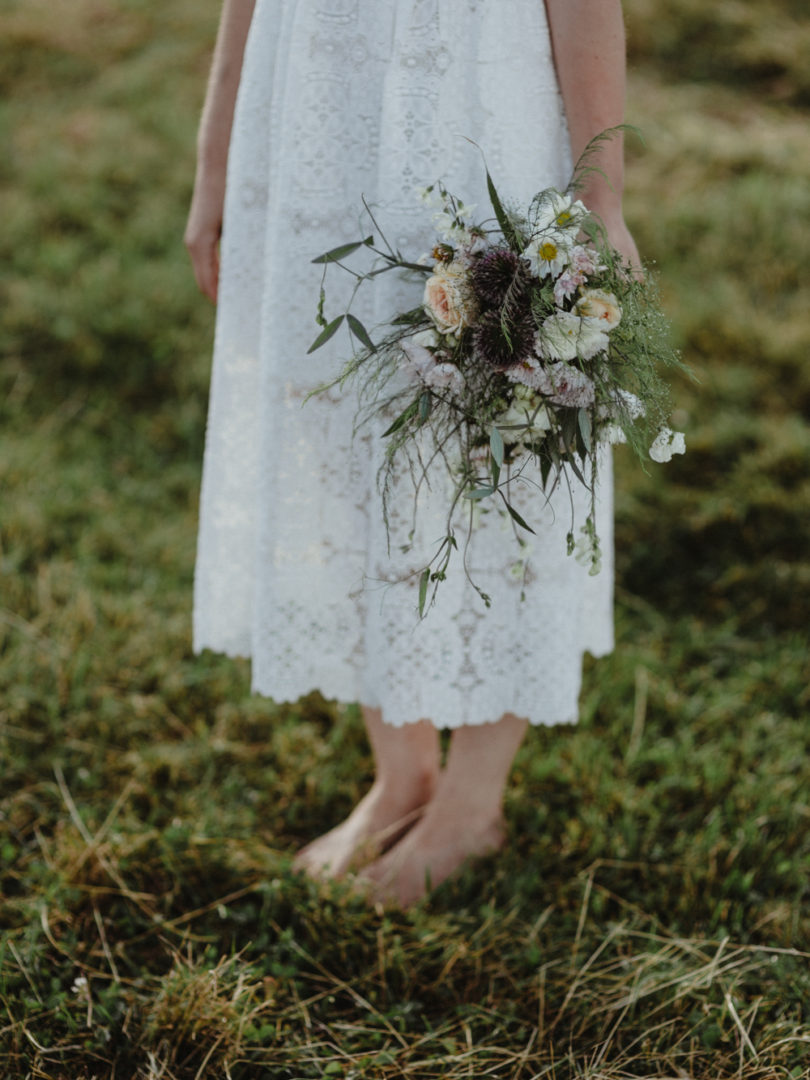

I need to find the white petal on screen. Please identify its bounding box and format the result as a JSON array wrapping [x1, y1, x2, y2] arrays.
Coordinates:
[[649, 428, 686, 463]]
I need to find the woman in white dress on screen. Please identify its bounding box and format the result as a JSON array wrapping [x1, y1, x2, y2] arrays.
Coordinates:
[[186, 0, 640, 906]]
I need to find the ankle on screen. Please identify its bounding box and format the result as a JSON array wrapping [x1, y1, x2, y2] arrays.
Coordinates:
[[373, 764, 438, 811], [428, 778, 504, 831]]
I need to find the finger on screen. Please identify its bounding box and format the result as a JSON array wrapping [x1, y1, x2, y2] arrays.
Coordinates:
[[186, 234, 219, 303], [208, 247, 220, 303], [196, 245, 219, 303]]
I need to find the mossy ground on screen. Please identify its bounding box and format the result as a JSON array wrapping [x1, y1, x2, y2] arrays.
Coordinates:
[[1, 1, 809, 1076]]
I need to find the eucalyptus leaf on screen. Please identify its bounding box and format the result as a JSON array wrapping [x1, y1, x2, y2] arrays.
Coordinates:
[[381, 399, 418, 438], [568, 456, 587, 487], [306, 314, 344, 354], [504, 502, 536, 534], [540, 456, 553, 489], [311, 237, 373, 264], [561, 410, 578, 453], [464, 486, 495, 501], [418, 567, 430, 617], [418, 391, 432, 423], [578, 408, 592, 453], [490, 426, 505, 468], [346, 313, 376, 352]]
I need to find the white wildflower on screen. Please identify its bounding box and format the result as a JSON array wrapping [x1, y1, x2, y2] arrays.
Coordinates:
[[611, 389, 645, 420], [496, 386, 552, 444], [432, 200, 477, 245], [597, 390, 644, 444], [649, 427, 686, 463], [400, 340, 463, 392], [416, 185, 443, 209], [423, 362, 464, 392], [600, 423, 627, 445], [400, 341, 435, 380]]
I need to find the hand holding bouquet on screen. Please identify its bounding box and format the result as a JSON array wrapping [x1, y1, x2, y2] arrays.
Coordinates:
[[309, 135, 686, 614]]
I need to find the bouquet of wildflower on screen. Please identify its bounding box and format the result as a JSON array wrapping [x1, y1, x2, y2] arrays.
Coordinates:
[[309, 141, 685, 614]]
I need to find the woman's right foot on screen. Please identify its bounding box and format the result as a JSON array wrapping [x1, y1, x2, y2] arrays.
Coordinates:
[[292, 774, 436, 879]]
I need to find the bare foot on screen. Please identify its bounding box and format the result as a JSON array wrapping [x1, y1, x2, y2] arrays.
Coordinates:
[[293, 777, 434, 879], [358, 807, 505, 907]]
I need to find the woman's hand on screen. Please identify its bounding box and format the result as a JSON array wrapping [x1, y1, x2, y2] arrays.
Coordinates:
[[185, 0, 257, 302], [544, 0, 641, 271], [185, 161, 227, 303], [597, 210, 642, 273]]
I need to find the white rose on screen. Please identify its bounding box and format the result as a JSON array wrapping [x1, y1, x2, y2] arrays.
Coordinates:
[[536, 311, 609, 362], [411, 328, 440, 349], [649, 427, 686, 463]]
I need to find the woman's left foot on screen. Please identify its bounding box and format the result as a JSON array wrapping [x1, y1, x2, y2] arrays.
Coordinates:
[[358, 808, 505, 907], [293, 773, 435, 879]]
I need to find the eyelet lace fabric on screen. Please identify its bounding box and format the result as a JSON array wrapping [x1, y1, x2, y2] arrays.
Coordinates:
[[193, 0, 614, 728]]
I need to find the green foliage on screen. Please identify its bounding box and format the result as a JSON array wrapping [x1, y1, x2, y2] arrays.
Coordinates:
[[625, 0, 810, 106], [2, 0, 810, 1077]]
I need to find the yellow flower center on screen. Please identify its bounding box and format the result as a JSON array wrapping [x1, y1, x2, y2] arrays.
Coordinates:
[[539, 241, 558, 261], [556, 211, 572, 226]]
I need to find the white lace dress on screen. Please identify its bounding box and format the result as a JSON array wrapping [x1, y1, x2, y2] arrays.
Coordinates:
[[193, 0, 614, 728]]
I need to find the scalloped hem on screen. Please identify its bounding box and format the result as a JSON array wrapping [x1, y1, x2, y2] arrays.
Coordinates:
[[193, 637, 613, 729]]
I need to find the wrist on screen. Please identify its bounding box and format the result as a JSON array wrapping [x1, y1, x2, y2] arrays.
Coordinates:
[[581, 190, 625, 229]]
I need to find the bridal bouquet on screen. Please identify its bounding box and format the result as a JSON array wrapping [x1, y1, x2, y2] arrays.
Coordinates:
[[309, 143, 685, 613]]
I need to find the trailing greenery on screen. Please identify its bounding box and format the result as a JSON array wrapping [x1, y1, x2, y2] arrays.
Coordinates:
[[309, 155, 684, 607], [1, 1, 809, 1077]]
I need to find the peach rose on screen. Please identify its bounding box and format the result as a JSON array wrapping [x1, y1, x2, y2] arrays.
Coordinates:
[[575, 288, 622, 330], [423, 261, 477, 334]]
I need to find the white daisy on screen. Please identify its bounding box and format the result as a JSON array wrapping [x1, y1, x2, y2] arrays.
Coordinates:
[[533, 191, 588, 233], [524, 232, 570, 279]]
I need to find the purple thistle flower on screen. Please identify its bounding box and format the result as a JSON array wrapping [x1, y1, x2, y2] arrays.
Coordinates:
[[471, 248, 531, 306], [473, 310, 536, 371]]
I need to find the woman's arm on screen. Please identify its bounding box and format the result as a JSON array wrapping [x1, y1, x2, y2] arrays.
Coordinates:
[[185, 0, 257, 301], [544, 0, 640, 267]]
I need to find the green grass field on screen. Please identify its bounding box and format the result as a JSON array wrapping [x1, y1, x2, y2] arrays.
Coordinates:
[[1, 1, 809, 1076]]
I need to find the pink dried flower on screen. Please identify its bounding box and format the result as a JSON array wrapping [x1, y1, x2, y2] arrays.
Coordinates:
[[553, 271, 585, 306]]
